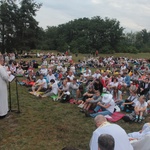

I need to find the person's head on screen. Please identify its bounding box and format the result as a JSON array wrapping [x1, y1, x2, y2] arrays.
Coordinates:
[[39, 74, 44, 79], [144, 78, 149, 83], [0, 55, 4, 65], [72, 78, 77, 84], [98, 134, 115, 150], [95, 90, 100, 96], [50, 79, 55, 84], [94, 115, 107, 128], [139, 95, 146, 104], [48, 70, 52, 75]]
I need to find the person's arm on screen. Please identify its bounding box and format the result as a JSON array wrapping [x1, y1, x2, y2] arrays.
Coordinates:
[[90, 132, 99, 150], [97, 102, 111, 108], [89, 96, 102, 104]]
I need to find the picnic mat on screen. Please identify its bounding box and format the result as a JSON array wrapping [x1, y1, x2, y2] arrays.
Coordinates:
[[105, 112, 125, 122]]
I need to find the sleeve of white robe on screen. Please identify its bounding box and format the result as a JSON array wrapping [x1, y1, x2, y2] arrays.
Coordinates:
[[89, 131, 99, 150], [0, 66, 9, 82]]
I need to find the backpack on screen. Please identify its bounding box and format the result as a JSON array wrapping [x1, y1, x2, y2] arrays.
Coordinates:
[[60, 94, 70, 103]]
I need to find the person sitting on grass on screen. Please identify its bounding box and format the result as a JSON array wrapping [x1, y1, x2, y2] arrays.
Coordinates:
[[111, 86, 123, 107], [85, 94, 115, 117], [134, 95, 147, 123], [121, 88, 138, 112], [30, 74, 47, 95], [81, 90, 101, 112], [39, 79, 58, 98], [77, 86, 95, 107], [69, 78, 79, 100], [57, 79, 70, 100]]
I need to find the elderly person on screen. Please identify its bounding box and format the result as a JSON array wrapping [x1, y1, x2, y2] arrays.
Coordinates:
[[90, 115, 133, 150], [0, 55, 9, 118]]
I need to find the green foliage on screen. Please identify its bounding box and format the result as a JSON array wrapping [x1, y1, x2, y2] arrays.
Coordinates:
[[0, 0, 42, 53]]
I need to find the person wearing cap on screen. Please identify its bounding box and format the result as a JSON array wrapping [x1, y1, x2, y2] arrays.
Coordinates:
[[40, 79, 58, 98], [86, 94, 115, 117], [90, 115, 133, 150]]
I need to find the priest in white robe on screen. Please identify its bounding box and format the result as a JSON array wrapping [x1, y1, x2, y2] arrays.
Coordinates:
[[0, 55, 9, 118], [90, 115, 133, 150]]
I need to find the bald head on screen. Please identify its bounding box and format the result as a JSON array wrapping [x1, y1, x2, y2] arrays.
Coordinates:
[[94, 115, 107, 127]]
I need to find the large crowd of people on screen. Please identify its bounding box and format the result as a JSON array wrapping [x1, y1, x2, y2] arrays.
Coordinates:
[[0, 51, 150, 149]]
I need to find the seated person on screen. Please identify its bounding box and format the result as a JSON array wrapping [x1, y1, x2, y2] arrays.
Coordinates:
[[86, 94, 115, 117], [92, 69, 101, 80], [31, 74, 47, 95], [40, 79, 58, 98], [46, 70, 56, 83], [128, 122, 150, 140], [82, 90, 101, 111], [93, 79, 103, 94], [22, 70, 36, 87], [69, 78, 79, 99], [39, 65, 48, 76], [107, 77, 119, 92], [134, 95, 147, 123], [111, 87, 122, 107], [67, 71, 75, 81], [57, 79, 70, 100], [16, 65, 24, 76], [121, 88, 138, 112], [138, 78, 150, 96]]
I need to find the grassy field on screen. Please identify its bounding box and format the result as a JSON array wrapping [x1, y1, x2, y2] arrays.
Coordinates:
[[0, 52, 150, 150]]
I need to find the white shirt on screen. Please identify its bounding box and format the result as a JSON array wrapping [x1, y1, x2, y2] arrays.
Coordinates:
[[90, 123, 133, 150], [92, 73, 101, 79], [46, 74, 56, 83], [50, 82, 58, 95], [135, 101, 147, 108], [36, 79, 47, 89]]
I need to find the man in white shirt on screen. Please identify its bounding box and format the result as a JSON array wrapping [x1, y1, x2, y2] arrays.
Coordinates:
[[46, 70, 56, 83], [40, 79, 58, 98], [31, 74, 47, 94], [90, 115, 133, 150], [92, 69, 101, 80], [40, 65, 48, 76]]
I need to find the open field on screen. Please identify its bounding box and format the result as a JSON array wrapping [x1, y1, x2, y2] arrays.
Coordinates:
[[0, 52, 150, 150]]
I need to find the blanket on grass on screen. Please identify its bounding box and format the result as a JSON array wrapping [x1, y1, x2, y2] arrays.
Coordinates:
[[105, 112, 125, 122]]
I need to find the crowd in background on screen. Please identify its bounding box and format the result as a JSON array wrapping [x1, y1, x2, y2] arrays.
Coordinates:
[[1, 51, 150, 122]]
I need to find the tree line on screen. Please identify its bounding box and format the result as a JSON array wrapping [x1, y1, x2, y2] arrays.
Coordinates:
[[0, 0, 150, 54]]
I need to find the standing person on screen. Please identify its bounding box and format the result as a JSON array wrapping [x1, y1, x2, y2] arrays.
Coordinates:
[[0, 55, 9, 118], [90, 115, 133, 150]]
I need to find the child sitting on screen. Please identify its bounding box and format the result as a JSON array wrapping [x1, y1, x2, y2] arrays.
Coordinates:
[[134, 95, 147, 123]]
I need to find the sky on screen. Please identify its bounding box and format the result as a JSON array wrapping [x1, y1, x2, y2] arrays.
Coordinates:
[[35, 0, 150, 32]]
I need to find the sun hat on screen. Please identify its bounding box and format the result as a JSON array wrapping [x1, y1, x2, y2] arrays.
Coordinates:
[[102, 94, 113, 103]]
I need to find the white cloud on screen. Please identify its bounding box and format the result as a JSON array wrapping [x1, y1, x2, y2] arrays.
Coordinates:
[[35, 0, 150, 32]]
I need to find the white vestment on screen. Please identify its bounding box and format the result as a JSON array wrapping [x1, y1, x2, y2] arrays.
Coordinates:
[[90, 123, 133, 150], [0, 65, 9, 116]]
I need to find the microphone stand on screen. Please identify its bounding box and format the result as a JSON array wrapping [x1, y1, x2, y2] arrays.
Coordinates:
[[8, 75, 21, 113]]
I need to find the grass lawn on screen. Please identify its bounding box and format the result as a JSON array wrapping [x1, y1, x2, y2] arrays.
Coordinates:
[[0, 52, 149, 150]]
